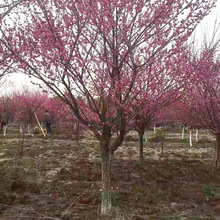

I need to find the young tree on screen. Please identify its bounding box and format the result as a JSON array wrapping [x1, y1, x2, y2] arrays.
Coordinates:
[[133, 47, 195, 163], [44, 97, 85, 139], [13, 88, 48, 133], [0, 0, 216, 214], [184, 45, 220, 165]]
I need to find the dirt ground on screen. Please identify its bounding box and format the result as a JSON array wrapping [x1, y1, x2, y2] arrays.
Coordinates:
[[0, 126, 220, 220]]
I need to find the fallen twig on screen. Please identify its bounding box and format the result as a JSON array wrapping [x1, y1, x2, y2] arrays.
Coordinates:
[[65, 195, 82, 212]]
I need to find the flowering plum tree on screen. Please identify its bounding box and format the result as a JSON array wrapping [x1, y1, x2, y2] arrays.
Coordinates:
[[0, 0, 216, 214], [43, 97, 85, 140], [0, 0, 25, 78], [0, 0, 24, 21], [183, 45, 220, 166], [0, 93, 16, 124], [13, 88, 48, 133], [133, 47, 195, 162]]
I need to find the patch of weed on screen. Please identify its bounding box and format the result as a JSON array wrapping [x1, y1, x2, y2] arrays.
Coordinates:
[[39, 185, 51, 195], [170, 159, 178, 166], [77, 171, 86, 181], [112, 192, 127, 208], [202, 185, 220, 201], [180, 139, 188, 143], [163, 212, 181, 220], [134, 162, 144, 167]]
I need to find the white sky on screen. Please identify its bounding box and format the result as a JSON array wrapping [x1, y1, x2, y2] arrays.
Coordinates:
[[193, 0, 220, 45], [3, 1, 220, 94]]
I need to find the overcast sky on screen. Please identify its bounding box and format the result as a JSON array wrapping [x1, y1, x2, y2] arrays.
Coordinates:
[[193, 0, 220, 44], [4, 1, 220, 94]]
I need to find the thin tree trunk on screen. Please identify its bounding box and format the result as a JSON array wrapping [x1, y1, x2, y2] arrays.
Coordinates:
[[101, 148, 112, 215], [20, 129, 25, 159], [154, 124, 156, 134], [139, 132, 144, 164], [27, 124, 31, 134], [19, 125, 23, 133], [3, 125, 7, 136], [76, 120, 79, 145], [161, 128, 166, 156], [144, 131, 147, 142], [181, 126, 185, 139], [214, 134, 220, 167], [195, 129, 199, 142], [125, 135, 128, 147], [189, 130, 192, 147]]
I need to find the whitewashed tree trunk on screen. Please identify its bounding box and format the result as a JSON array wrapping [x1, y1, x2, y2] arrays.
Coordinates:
[[154, 125, 156, 134], [101, 150, 112, 215], [189, 130, 192, 147], [144, 131, 147, 142], [195, 129, 199, 142], [27, 124, 31, 134], [181, 126, 185, 139], [19, 125, 23, 133], [3, 125, 7, 136]]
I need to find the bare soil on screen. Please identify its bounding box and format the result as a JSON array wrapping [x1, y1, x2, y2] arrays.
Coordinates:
[[0, 128, 220, 219]]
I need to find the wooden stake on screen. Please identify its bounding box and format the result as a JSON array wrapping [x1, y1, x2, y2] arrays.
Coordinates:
[[34, 112, 46, 137]]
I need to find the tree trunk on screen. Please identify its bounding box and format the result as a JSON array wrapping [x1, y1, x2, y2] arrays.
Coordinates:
[[154, 124, 156, 134], [195, 129, 199, 142], [139, 132, 144, 164], [189, 130, 192, 147], [101, 148, 112, 215], [99, 125, 125, 215], [76, 120, 79, 145], [144, 131, 147, 142], [3, 125, 7, 136], [214, 134, 220, 167], [161, 128, 166, 156], [27, 124, 31, 134], [181, 126, 185, 139], [19, 125, 23, 133]]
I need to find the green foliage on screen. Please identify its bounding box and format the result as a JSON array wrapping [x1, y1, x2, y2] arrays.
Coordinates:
[[112, 192, 127, 208], [202, 185, 220, 200], [0, 158, 27, 179], [187, 214, 200, 220], [163, 212, 181, 220], [133, 184, 145, 193], [148, 128, 166, 142], [180, 139, 188, 143], [77, 144, 86, 151], [170, 159, 178, 166], [39, 185, 51, 195], [134, 161, 144, 167], [77, 171, 86, 181], [155, 129, 165, 138]]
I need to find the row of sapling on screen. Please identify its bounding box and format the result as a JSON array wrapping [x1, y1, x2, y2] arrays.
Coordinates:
[[14, 88, 48, 134], [156, 38, 220, 166], [0, 95, 15, 135], [0, 0, 216, 215], [132, 46, 197, 163], [0, 90, 84, 138], [161, 100, 202, 145], [48, 97, 86, 141], [182, 42, 220, 166]]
